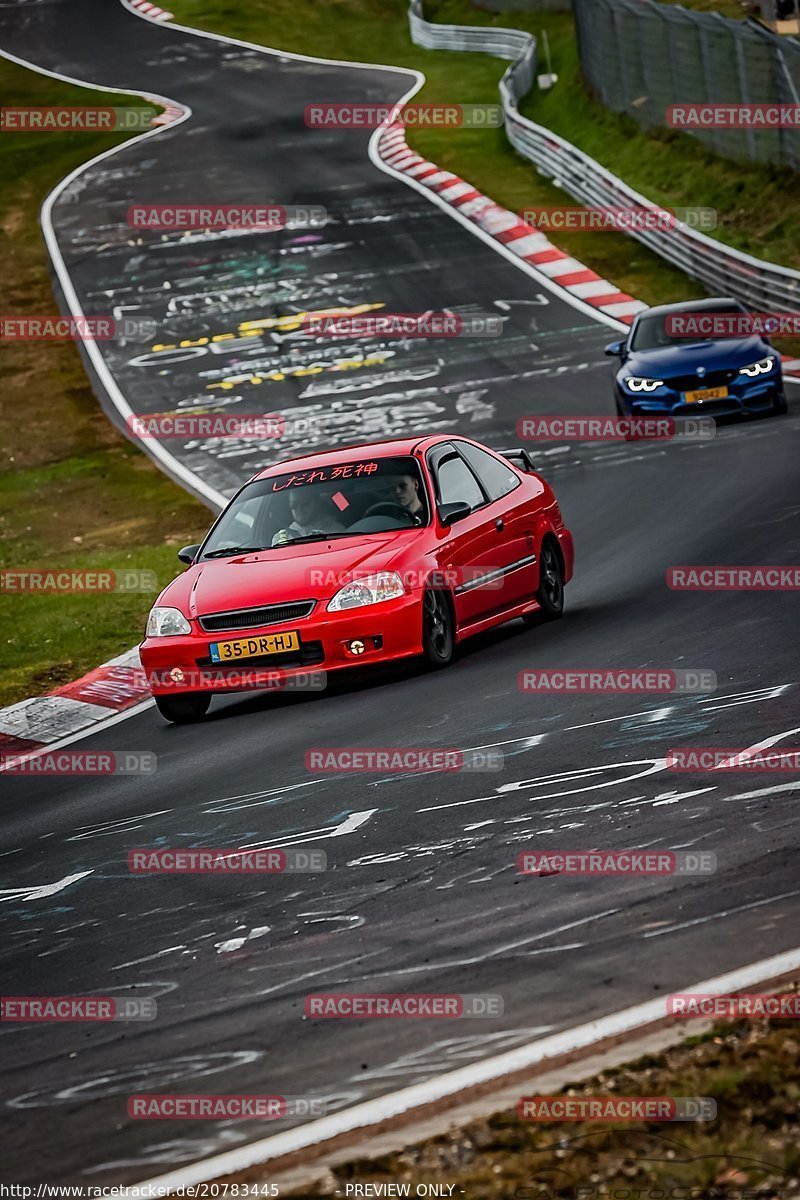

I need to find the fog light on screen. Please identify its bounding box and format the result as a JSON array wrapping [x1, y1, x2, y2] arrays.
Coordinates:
[[168, 667, 186, 684], [347, 640, 366, 656]]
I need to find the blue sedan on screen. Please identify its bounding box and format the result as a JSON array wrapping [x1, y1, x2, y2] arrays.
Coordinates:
[[606, 298, 787, 420]]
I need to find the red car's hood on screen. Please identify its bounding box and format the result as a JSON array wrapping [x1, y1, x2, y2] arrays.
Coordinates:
[[160, 531, 420, 617]]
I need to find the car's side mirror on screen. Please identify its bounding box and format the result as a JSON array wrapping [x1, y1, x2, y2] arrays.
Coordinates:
[[438, 502, 472, 526], [604, 340, 625, 357], [178, 544, 201, 565]]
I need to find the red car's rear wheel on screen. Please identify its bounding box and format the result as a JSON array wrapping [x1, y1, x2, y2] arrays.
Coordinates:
[[523, 539, 565, 626]]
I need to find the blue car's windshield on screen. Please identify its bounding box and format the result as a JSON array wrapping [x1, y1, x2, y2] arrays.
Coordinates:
[[630, 304, 746, 351]]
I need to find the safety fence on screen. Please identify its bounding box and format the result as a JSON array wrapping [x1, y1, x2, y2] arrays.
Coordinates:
[[572, 0, 800, 173], [407, 0, 800, 312]]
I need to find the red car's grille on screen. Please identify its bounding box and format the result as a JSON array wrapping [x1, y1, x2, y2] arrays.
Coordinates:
[[198, 601, 315, 632]]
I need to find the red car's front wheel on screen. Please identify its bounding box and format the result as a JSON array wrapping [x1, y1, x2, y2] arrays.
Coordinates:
[[422, 589, 455, 668]]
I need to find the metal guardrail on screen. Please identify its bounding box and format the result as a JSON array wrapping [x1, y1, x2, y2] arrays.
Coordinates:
[[406, 0, 800, 313]]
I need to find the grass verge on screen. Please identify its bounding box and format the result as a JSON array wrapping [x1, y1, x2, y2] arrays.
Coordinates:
[[0, 57, 209, 708], [292, 1011, 800, 1197]]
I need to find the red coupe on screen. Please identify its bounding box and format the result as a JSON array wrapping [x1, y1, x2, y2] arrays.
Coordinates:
[[141, 435, 575, 722]]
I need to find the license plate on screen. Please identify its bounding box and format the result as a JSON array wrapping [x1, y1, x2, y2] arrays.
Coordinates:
[[209, 630, 300, 662], [683, 386, 728, 403]]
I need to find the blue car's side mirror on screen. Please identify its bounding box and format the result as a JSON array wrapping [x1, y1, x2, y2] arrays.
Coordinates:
[[604, 340, 625, 357]]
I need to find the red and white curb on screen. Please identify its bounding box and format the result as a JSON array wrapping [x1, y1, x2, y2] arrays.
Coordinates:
[[376, 122, 648, 325], [151, 102, 185, 126], [0, 648, 152, 764], [129, 0, 173, 20]]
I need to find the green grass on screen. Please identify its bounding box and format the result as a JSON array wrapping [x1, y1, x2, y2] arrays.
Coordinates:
[[658, 0, 752, 15], [306, 1013, 800, 1199], [0, 57, 210, 708]]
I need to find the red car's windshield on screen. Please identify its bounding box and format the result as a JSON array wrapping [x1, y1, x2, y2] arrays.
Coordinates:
[[201, 455, 429, 558]]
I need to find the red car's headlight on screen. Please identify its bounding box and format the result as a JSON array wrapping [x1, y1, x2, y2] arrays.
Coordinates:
[[146, 606, 191, 637], [327, 572, 405, 612]]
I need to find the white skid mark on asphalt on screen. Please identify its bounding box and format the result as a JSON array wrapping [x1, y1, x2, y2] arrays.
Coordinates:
[[721, 780, 800, 803], [461, 734, 547, 754], [252, 951, 386, 996], [112, 945, 186, 969], [204, 778, 326, 814], [66, 809, 171, 841], [216, 938, 246, 954], [495, 760, 667, 798], [238, 809, 377, 850], [0, 870, 94, 903], [355, 910, 620, 978], [564, 707, 675, 731], [651, 787, 716, 806], [714, 724, 800, 769], [700, 684, 792, 712], [642, 888, 800, 939]]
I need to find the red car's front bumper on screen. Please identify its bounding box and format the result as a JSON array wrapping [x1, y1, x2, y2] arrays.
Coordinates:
[[140, 592, 425, 697]]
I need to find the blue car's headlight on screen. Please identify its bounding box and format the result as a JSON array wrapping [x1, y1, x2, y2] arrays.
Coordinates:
[[739, 356, 775, 378], [625, 376, 665, 393]]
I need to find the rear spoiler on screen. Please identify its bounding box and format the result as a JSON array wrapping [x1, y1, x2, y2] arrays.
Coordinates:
[[498, 446, 537, 474]]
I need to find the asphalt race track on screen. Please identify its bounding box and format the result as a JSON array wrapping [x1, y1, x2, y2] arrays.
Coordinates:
[[1, 0, 800, 1185]]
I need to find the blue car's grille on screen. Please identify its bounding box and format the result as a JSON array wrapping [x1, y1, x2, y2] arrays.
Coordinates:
[[663, 368, 740, 392]]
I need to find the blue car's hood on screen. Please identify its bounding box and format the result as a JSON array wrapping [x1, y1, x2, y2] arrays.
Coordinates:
[[624, 335, 770, 376]]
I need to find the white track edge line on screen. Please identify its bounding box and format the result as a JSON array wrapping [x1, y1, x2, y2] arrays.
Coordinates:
[[124, 946, 800, 1194], [0, 47, 229, 511], [0, 700, 155, 773]]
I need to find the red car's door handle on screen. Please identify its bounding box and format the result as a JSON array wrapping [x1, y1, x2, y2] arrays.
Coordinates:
[[496, 518, 505, 532]]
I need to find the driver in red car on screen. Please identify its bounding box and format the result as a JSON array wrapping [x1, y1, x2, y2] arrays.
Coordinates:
[[391, 473, 425, 523], [272, 487, 346, 546]]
